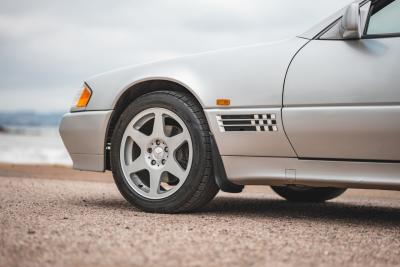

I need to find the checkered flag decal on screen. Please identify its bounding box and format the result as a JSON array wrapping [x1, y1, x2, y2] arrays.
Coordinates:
[[253, 114, 278, 132], [217, 114, 278, 132]]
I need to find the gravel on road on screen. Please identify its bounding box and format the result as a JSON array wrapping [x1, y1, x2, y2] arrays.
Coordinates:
[[0, 169, 399, 267]]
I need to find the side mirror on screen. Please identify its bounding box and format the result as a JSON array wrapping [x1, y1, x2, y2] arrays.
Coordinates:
[[340, 3, 361, 39]]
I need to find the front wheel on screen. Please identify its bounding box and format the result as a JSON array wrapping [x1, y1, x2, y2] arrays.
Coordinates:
[[271, 185, 346, 202], [111, 91, 219, 213]]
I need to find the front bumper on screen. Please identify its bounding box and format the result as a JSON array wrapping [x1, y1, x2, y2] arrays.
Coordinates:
[[59, 110, 113, 172]]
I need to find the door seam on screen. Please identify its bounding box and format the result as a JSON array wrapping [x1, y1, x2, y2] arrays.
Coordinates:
[[280, 39, 311, 158]]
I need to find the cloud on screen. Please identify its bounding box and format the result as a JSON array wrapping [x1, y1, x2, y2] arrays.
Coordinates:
[[0, 0, 352, 112]]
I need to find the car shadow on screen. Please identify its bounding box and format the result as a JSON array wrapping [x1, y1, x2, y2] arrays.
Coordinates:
[[76, 194, 400, 227], [199, 196, 400, 226]]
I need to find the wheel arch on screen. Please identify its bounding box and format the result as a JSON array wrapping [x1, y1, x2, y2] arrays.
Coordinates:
[[104, 78, 205, 170], [104, 77, 243, 193]]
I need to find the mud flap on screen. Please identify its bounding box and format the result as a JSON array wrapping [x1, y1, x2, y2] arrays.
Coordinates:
[[210, 133, 244, 193]]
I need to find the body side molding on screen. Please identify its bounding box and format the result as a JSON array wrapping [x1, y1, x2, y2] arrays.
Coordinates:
[[223, 156, 400, 190]]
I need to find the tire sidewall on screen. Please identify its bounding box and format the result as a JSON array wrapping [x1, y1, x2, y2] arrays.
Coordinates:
[[111, 92, 209, 212]]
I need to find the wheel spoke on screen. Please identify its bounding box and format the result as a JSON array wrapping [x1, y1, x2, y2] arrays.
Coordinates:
[[167, 131, 189, 152], [149, 170, 162, 196], [165, 158, 186, 180], [125, 127, 148, 148], [151, 110, 165, 138], [125, 156, 147, 174]]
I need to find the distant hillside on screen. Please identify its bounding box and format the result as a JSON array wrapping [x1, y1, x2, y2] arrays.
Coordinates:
[[0, 111, 64, 127]]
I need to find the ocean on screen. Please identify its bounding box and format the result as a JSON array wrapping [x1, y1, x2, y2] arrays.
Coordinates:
[[0, 112, 72, 166], [0, 127, 72, 166]]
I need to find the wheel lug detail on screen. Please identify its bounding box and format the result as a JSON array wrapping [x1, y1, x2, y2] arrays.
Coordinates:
[[162, 159, 166, 165], [147, 148, 152, 153], [156, 140, 161, 145], [164, 147, 168, 152], [151, 160, 156, 165]]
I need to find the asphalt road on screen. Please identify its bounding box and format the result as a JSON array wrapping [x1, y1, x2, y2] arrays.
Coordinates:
[[1, 169, 400, 267]]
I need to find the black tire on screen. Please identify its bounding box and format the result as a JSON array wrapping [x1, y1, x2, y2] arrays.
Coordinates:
[[271, 185, 346, 202], [111, 90, 219, 213]]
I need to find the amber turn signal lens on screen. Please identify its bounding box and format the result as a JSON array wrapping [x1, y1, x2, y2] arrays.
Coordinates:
[[216, 99, 231, 106], [76, 85, 92, 108]]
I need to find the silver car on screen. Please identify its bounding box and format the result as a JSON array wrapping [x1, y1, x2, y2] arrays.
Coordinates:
[[60, 0, 400, 213]]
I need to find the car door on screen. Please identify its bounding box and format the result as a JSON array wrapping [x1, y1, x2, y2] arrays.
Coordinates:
[[283, 0, 400, 161]]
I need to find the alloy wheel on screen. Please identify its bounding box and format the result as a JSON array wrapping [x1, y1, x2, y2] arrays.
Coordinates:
[[119, 108, 193, 199]]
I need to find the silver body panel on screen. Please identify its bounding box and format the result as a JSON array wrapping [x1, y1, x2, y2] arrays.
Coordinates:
[[283, 38, 400, 160], [283, 106, 400, 160], [60, 0, 400, 191], [205, 108, 296, 157], [284, 39, 400, 106], [59, 110, 112, 171], [84, 38, 308, 110]]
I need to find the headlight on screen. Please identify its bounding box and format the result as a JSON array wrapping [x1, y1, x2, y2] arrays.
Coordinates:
[[75, 84, 92, 108]]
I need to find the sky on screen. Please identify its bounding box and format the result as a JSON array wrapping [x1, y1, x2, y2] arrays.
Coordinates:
[[0, 0, 352, 113]]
